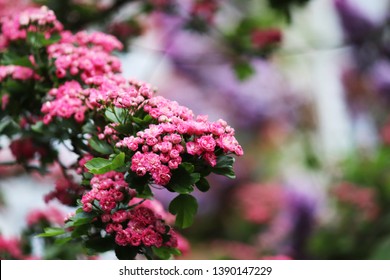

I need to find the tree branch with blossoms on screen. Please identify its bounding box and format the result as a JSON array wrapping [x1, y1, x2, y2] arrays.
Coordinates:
[[0, 6, 243, 259]]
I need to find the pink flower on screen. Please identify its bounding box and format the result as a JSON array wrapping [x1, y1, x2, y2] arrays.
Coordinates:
[[197, 135, 216, 152]]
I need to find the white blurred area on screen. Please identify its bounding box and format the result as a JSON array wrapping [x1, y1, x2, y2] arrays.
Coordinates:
[[0, 0, 389, 254]]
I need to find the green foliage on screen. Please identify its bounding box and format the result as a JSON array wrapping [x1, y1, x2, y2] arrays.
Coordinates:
[[85, 152, 125, 174], [167, 163, 200, 194], [211, 155, 236, 179], [169, 194, 198, 229], [152, 246, 181, 260]]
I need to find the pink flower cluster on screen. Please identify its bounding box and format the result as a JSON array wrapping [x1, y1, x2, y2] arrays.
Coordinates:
[[44, 176, 85, 206], [235, 183, 285, 225], [47, 42, 121, 81], [189, 0, 219, 24], [26, 206, 65, 227], [251, 28, 283, 50], [84, 74, 154, 110], [107, 202, 178, 249], [9, 137, 47, 162], [0, 235, 36, 260], [117, 96, 243, 185], [0, 6, 62, 47], [60, 30, 123, 53], [331, 182, 379, 221], [80, 171, 178, 248], [41, 81, 87, 124], [81, 171, 134, 213], [0, 65, 36, 82]]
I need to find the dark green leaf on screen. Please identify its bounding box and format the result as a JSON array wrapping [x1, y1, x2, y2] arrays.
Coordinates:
[[71, 210, 96, 226], [125, 171, 153, 198], [152, 246, 181, 260], [370, 237, 390, 260], [166, 164, 200, 194], [169, 194, 198, 229], [105, 107, 127, 124], [195, 177, 210, 192], [115, 245, 139, 260], [234, 61, 255, 81], [85, 237, 114, 253], [111, 152, 125, 169], [0, 119, 20, 136], [37, 227, 66, 237], [1, 51, 33, 67], [89, 137, 113, 155], [211, 155, 236, 179], [55, 237, 72, 245], [31, 121, 44, 133], [85, 152, 125, 174]]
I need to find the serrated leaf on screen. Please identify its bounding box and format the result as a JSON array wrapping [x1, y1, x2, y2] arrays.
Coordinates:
[[211, 155, 236, 179], [152, 246, 181, 260], [169, 194, 198, 229], [37, 227, 66, 237], [89, 137, 113, 155]]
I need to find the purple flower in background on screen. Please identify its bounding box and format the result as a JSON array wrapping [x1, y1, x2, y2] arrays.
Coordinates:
[[153, 16, 300, 129], [285, 191, 316, 259], [334, 0, 376, 44]]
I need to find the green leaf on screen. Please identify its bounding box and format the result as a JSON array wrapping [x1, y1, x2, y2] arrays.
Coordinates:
[[1, 51, 33, 67], [0, 119, 20, 136], [125, 171, 153, 198], [55, 237, 72, 245], [37, 227, 66, 237], [105, 107, 127, 124], [152, 246, 181, 260], [111, 152, 125, 169], [71, 210, 96, 226], [195, 177, 210, 192], [85, 237, 114, 254], [166, 164, 200, 194], [115, 245, 139, 260], [85, 157, 112, 174], [211, 155, 236, 179], [169, 194, 198, 229], [85, 152, 125, 174], [370, 237, 390, 260], [233, 61, 255, 81], [31, 121, 44, 133], [89, 137, 113, 155]]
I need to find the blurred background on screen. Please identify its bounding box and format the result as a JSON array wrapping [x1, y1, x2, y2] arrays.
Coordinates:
[[2, 0, 390, 259]]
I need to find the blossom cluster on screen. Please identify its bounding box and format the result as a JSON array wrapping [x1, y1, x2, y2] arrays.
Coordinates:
[[26, 206, 65, 227], [331, 182, 379, 221], [0, 65, 36, 82], [117, 97, 243, 186], [47, 40, 121, 81], [80, 171, 178, 249], [0, 6, 242, 259], [0, 6, 62, 48], [44, 176, 85, 206], [0, 236, 35, 260], [9, 138, 47, 162], [235, 183, 285, 225]]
